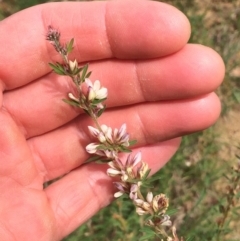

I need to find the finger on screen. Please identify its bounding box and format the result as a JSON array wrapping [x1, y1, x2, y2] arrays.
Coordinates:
[[29, 92, 221, 181], [0, 0, 190, 90], [3, 44, 224, 138], [0, 111, 41, 188], [44, 138, 181, 240]]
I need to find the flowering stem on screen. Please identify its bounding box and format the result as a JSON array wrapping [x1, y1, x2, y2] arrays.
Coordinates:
[[61, 52, 69, 65], [46, 26, 181, 241], [89, 110, 102, 131], [73, 76, 81, 93]]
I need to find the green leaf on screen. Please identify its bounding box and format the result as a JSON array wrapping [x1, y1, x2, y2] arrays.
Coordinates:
[[73, 67, 82, 75], [166, 208, 178, 216], [84, 156, 111, 164], [118, 145, 132, 153], [82, 108, 91, 116], [84, 156, 102, 164], [95, 145, 114, 152], [139, 234, 154, 241], [62, 98, 80, 107], [233, 90, 240, 103], [95, 159, 112, 164], [49, 63, 66, 75], [66, 38, 74, 53], [140, 226, 156, 233], [97, 106, 106, 117], [85, 71, 92, 78], [129, 139, 137, 146], [92, 98, 107, 105], [81, 63, 89, 81], [145, 175, 161, 184], [185, 236, 196, 241], [142, 169, 151, 180]]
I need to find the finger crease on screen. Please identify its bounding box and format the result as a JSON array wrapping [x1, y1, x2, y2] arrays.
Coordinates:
[[104, 2, 114, 57]]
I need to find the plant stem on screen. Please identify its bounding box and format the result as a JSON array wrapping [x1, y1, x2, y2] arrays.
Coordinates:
[[216, 167, 240, 241]]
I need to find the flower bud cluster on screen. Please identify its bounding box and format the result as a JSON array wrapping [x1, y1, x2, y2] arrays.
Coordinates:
[[86, 123, 130, 158], [68, 60, 80, 75], [134, 192, 169, 216], [46, 26, 67, 55], [107, 152, 148, 182], [106, 151, 173, 235]]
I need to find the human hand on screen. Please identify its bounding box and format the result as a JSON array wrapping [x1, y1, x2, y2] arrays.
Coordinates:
[[0, 1, 224, 240]]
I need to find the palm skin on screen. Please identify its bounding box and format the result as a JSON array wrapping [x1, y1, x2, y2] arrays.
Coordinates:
[[0, 1, 224, 241]]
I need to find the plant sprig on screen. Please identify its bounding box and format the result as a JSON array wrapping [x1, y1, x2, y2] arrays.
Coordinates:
[[46, 25, 182, 241]]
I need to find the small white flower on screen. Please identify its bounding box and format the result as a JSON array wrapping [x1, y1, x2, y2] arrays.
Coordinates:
[[134, 199, 144, 206], [129, 183, 139, 200], [69, 59, 78, 72], [88, 125, 112, 143], [138, 162, 149, 179], [113, 124, 129, 146], [135, 200, 151, 215], [106, 168, 122, 177], [107, 158, 127, 179], [101, 125, 113, 142], [118, 123, 127, 137], [145, 219, 154, 227], [146, 192, 153, 203], [68, 93, 79, 103], [87, 124, 130, 157], [98, 132, 107, 143], [113, 182, 129, 198], [136, 207, 148, 216], [121, 172, 129, 182], [102, 150, 117, 159], [160, 215, 172, 226], [114, 191, 124, 198], [86, 143, 99, 154], [88, 126, 100, 138], [96, 103, 105, 111], [152, 194, 169, 213], [85, 78, 108, 101], [126, 152, 142, 168]]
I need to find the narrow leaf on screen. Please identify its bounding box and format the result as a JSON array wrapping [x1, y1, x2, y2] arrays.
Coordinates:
[[66, 38, 74, 53], [95, 159, 112, 164], [73, 68, 82, 75], [85, 71, 92, 78], [141, 226, 156, 234], [139, 233, 155, 241], [84, 156, 102, 164], [118, 146, 132, 153], [129, 139, 137, 146], [62, 99, 80, 107], [146, 175, 161, 183], [83, 108, 91, 116], [142, 169, 151, 180], [97, 106, 106, 117], [49, 63, 66, 75], [92, 98, 107, 105], [81, 63, 89, 81]]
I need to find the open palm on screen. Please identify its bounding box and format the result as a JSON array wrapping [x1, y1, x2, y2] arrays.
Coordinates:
[[0, 1, 224, 240]]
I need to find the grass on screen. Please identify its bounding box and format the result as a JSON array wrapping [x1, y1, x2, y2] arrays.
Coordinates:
[[1, 0, 240, 240]]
